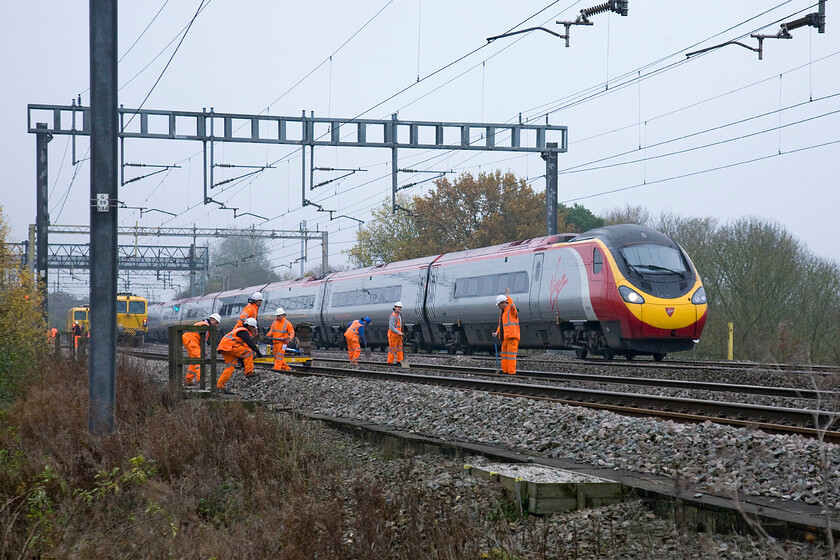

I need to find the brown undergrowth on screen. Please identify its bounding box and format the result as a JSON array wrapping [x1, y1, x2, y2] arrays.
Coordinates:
[[0, 356, 499, 559]]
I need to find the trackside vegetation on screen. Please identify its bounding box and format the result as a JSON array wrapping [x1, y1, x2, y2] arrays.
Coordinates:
[[0, 209, 46, 404], [0, 357, 501, 558]]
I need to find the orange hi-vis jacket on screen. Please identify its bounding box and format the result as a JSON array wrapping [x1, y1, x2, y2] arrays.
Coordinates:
[[182, 319, 211, 347], [218, 326, 251, 354], [497, 296, 520, 341], [235, 302, 260, 329], [267, 317, 294, 342], [388, 312, 402, 335], [345, 319, 363, 337]]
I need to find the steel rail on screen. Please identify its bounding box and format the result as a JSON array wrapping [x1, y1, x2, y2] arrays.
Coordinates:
[[312, 357, 829, 400], [121, 349, 840, 440]]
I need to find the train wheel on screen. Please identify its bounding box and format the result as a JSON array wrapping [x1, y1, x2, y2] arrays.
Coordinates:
[[602, 349, 615, 361], [653, 353, 666, 362], [624, 351, 636, 361], [575, 347, 588, 360]]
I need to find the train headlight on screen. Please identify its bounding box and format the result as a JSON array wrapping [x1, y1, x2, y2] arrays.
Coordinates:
[[619, 285, 645, 304], [691, 286, 707, 305]]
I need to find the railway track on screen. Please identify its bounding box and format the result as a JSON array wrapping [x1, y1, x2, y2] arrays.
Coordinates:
[[308, 348, 840, 376], [312, 357, 830, 400], [124, 348, 840, 443], [446, 354, 840, 376]]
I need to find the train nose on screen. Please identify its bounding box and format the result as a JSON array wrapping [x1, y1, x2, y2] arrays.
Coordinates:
[[640, 302, 699, 337]]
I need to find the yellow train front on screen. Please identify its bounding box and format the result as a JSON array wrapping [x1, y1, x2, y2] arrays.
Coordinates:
[[566, 224, 708, 360], [116, 293, 148, 346], [66, 306, 90, 333]]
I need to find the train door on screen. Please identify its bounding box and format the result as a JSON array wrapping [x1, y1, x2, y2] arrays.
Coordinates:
[[316, 282, 329, 342], [590, 246, 605, 307], [415, 268, 427, 321], [427, 267, 438, 323], [529, 253, 545, 320]]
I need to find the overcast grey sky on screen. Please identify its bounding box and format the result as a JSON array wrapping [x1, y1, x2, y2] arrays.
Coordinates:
[[2, 1, 838, 300]]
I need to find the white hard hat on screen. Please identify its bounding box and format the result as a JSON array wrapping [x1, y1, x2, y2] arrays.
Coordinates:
[[250, 291, 263, 300], [275, 307, 286, 315], [244, 317, 258, 328], [495, 295, 507, 305], [209, 313, 221, 323], [394, 301, 403, 308]]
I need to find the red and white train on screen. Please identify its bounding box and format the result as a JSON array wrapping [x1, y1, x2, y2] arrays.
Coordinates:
[[147, 224, 708, 360]]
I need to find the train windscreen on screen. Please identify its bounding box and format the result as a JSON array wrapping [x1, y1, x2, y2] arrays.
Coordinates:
[[128, 301, 146, 314], [619, 244, 688, 276]]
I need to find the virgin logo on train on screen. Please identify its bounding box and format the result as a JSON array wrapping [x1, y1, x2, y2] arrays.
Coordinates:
[[665, 307, 675, 317], [549, 262, 569, 313]]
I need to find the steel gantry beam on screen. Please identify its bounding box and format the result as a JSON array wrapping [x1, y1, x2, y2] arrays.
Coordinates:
[[43, 244, 209, 272], [47, 223, 326, 241], [28, 104, 568, 235]]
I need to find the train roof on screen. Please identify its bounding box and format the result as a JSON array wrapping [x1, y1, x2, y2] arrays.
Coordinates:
[[571, 224, 678, 249], [261, 275, 325, 291], [215, 285, 270, 299], [434, 234, 577, 264], [328, 254, 441, 281]]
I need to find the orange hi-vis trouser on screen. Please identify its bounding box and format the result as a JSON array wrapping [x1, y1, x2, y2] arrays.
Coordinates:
[[345, 333, 360, 363], [345, 320, 363, 363], [501, 338, 520, 375], [183, 337, 203, 382], [267, 319, 294, 371], [272, 341, 291, 370], [182, 320, 209, 383], [217, 327, 255, 389], [387, 333, 404, 364], [218, 348, 254, 388]]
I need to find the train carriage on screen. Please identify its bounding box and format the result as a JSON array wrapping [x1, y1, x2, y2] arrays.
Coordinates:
[[147, 298, 186, 342], [145, 224, 707, 361], [424, 235, 576, 353], [320, 255, 438, 350], [258, 276, 326, 337], [211, 286, 269, 334]]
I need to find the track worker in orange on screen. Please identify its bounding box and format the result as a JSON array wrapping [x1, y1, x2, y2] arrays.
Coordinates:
[[72, 321, 83, 349], [235, 291, 263, 330], [216, 317, 263, 393], [266, 307, 294, 371], [387, 301, 404, 365], [182, 313, 220, 385], [493, 288, 520, 375], [344, 316, 370, 364]]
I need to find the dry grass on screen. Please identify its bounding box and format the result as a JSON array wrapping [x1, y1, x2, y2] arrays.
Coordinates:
[[0, 356, 507, 559]]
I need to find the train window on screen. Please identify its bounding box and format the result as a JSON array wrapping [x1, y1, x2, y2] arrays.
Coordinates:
[[74, 310, 87, 321], [455, 272, 529, 298], [534, 261, 542, 282], [129, 301, 146, 314], [117, 301, 127, 314], [478, 275, 495, 296], [513, 271, 528, 292], [620, 244, 688, 274], [593, 248, 603, 274], [332, 286, 401, 307], [467, 277, 479, 297]]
